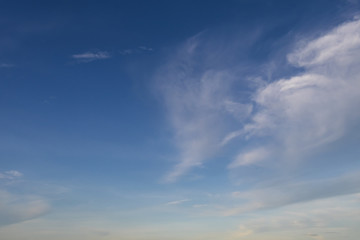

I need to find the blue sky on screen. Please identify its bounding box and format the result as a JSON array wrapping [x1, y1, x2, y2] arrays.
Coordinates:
[[1, 1, 360, 239]]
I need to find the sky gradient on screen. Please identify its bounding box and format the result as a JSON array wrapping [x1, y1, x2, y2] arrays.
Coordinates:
[[1, 1, 360, 239]]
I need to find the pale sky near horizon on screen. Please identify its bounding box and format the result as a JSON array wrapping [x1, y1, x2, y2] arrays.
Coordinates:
[[1, 1, 360, 239]]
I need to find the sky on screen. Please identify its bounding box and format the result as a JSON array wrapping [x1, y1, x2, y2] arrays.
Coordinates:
[[1, 0, 360, 239]]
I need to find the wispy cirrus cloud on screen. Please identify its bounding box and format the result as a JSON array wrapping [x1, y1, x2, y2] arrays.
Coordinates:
[[155, 32, 255, 182], [166, 199, 190, 205], [71, 46, 153, 63], [228, 147, 271, 168], [0, 170, 23, 180], [119, 46, 154, 55], [157, 17, 360, 185], [224, 170, 360, 216], [0, 189, 50, 226], [227, 17, 360, 168], [0, 170, 50, 226], [223, 193, 360, 240], [0, 63, 14, 68], [72, 50, 110, 62]]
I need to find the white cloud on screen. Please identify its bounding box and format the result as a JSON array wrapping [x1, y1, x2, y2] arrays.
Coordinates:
[[0, 63, 14, 68], [72, 50, 110, 62], [223, 193, 360, 240], [119, 49, 133, 55], [288, 19, 360, 67], [119, 46, 154, 55], [0, 189, 50, 226], [138, 46, 154, 51], [155, 32, 256, 182], [229, 225, 253, 239], [157, 17, 360, 182], [0, 170, 54, 227], [228, 147, 270, 168], [166, 199, 190, 205], [157, 65, 235, 181], [0, 170, 23, 180], [245, 73, 346, 151], [235, 18, 360, 163], [223, 171, 360, 216]]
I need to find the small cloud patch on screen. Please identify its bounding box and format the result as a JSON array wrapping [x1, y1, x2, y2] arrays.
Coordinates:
[[119, 46, 154, 55], [0, 170, 23, 180], [0, 63, 15, 68], [72, 50, 110, 62], [166, 199, 190, 205]]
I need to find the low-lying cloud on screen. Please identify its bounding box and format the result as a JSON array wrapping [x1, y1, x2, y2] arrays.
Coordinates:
[[0, 189, 50, 226], [0, 170, 50, 227]]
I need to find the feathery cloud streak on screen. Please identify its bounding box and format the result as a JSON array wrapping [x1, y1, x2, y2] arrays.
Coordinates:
[[0, 170, 50, 227], [72, 50, 110, 62], [157, 18, 360, 182], [224, 170, 360, 216], [0, 63, 14, 68], [0, 190, 50, 226], [155, 33, 249, 182], [166, 199, 190, 205], [228, 18, 360, 167], [226, 193, 360, 240], [0, 170, 23, 180]]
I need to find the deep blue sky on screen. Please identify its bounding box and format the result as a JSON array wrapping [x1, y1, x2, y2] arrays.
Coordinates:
[[1, 1, 360, 239]]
